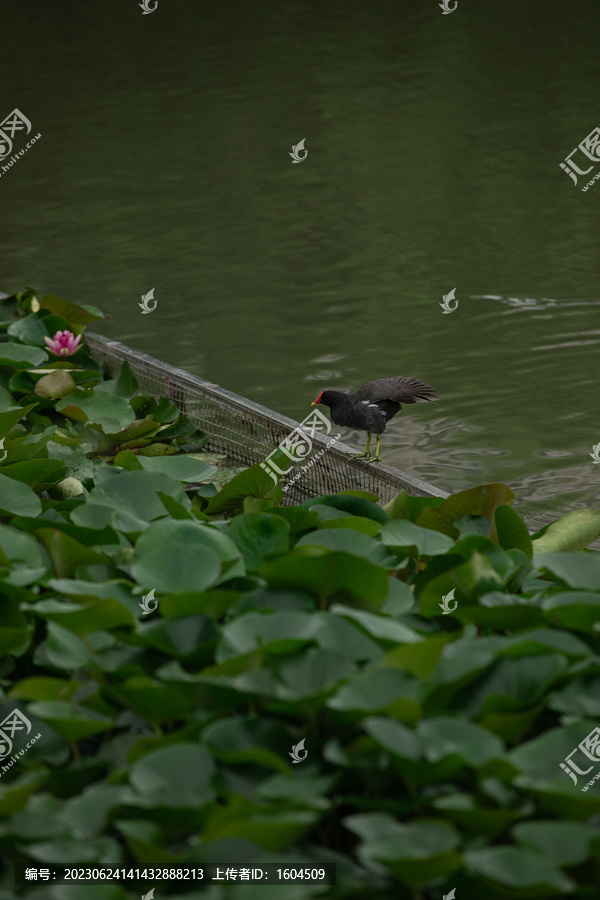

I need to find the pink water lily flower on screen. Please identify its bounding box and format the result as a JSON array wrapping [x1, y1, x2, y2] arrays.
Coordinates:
[[44, 330, 82, 357]]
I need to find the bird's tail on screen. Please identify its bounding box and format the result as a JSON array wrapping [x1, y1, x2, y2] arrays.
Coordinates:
[[400, 377, 439, 403]]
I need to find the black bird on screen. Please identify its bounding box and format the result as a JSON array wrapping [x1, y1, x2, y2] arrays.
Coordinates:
[[312, 375, 438, 462]]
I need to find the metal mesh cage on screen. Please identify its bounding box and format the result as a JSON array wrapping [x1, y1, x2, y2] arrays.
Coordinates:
[[85, 332, 449, 506], [1, 288, 594, 542]]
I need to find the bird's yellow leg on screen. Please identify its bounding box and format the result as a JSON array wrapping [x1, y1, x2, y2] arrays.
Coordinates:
[[349, 433, 372, 459], [370, 434, 381, 462]]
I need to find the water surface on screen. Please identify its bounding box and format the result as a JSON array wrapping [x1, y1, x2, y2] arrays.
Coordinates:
[[1, 0, 599, 530]]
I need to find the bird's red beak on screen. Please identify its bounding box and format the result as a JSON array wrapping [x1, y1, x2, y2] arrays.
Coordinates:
[[311, 391, 323, 406]]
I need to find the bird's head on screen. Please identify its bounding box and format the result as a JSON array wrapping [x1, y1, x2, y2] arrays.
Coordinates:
[[311, 390, 345, 408]]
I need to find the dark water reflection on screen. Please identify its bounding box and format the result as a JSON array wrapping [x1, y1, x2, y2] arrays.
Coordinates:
[[1, 0, 599, 527]]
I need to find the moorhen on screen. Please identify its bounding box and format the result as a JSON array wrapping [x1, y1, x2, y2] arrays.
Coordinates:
[[312, 375, 438, 462]]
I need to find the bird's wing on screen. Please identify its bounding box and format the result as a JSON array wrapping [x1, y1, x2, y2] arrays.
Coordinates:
[[353, 376, 438, 404]]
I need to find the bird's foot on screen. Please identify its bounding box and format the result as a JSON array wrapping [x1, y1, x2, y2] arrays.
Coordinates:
[[348, 452, 381, 464]]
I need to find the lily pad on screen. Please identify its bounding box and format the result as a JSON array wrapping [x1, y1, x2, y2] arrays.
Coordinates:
[[0, 344, 48, 369], [56, 390, 135, 433]]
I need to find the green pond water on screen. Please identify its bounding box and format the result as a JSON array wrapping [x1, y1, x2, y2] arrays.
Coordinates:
[[1, 0, 599, 531]]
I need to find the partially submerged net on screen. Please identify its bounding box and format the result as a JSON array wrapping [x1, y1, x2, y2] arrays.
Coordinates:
[[85, 332, 448, 506]]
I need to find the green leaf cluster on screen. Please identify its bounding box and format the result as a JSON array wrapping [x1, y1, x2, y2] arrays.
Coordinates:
[[1, 289, 600, 899]]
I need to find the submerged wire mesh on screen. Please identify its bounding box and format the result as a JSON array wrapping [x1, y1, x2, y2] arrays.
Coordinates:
[[85, 332, 448, 506]]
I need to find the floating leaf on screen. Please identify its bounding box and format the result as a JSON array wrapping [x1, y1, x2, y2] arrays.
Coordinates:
[[226, 513, 290, 571], [465, 846, 574, 893], [131, 519, 243, 592], [39, 294, 103, 325], [0, 345, 48, 369], [383, 489, 446, 521], [491, 504, 533, 559], [35, 528, 108, 578], [0, 403, 39, 440], [56, 391, 135, 433], [533, 552, 600, 590], [296, 527, 397, 566], [0, 472, 41, 516], [129, 743, 215, 807], [28, 701, 113, 740], [344, 813, 461, 883], [532, 508, 600, 553], [261, 550, 389, 607], [380, 519, 455, 556], [114, 448, 217, 482], [204, 463, 282, 514], [416, 484, 515, 536], [34, 370, 77, 399]]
